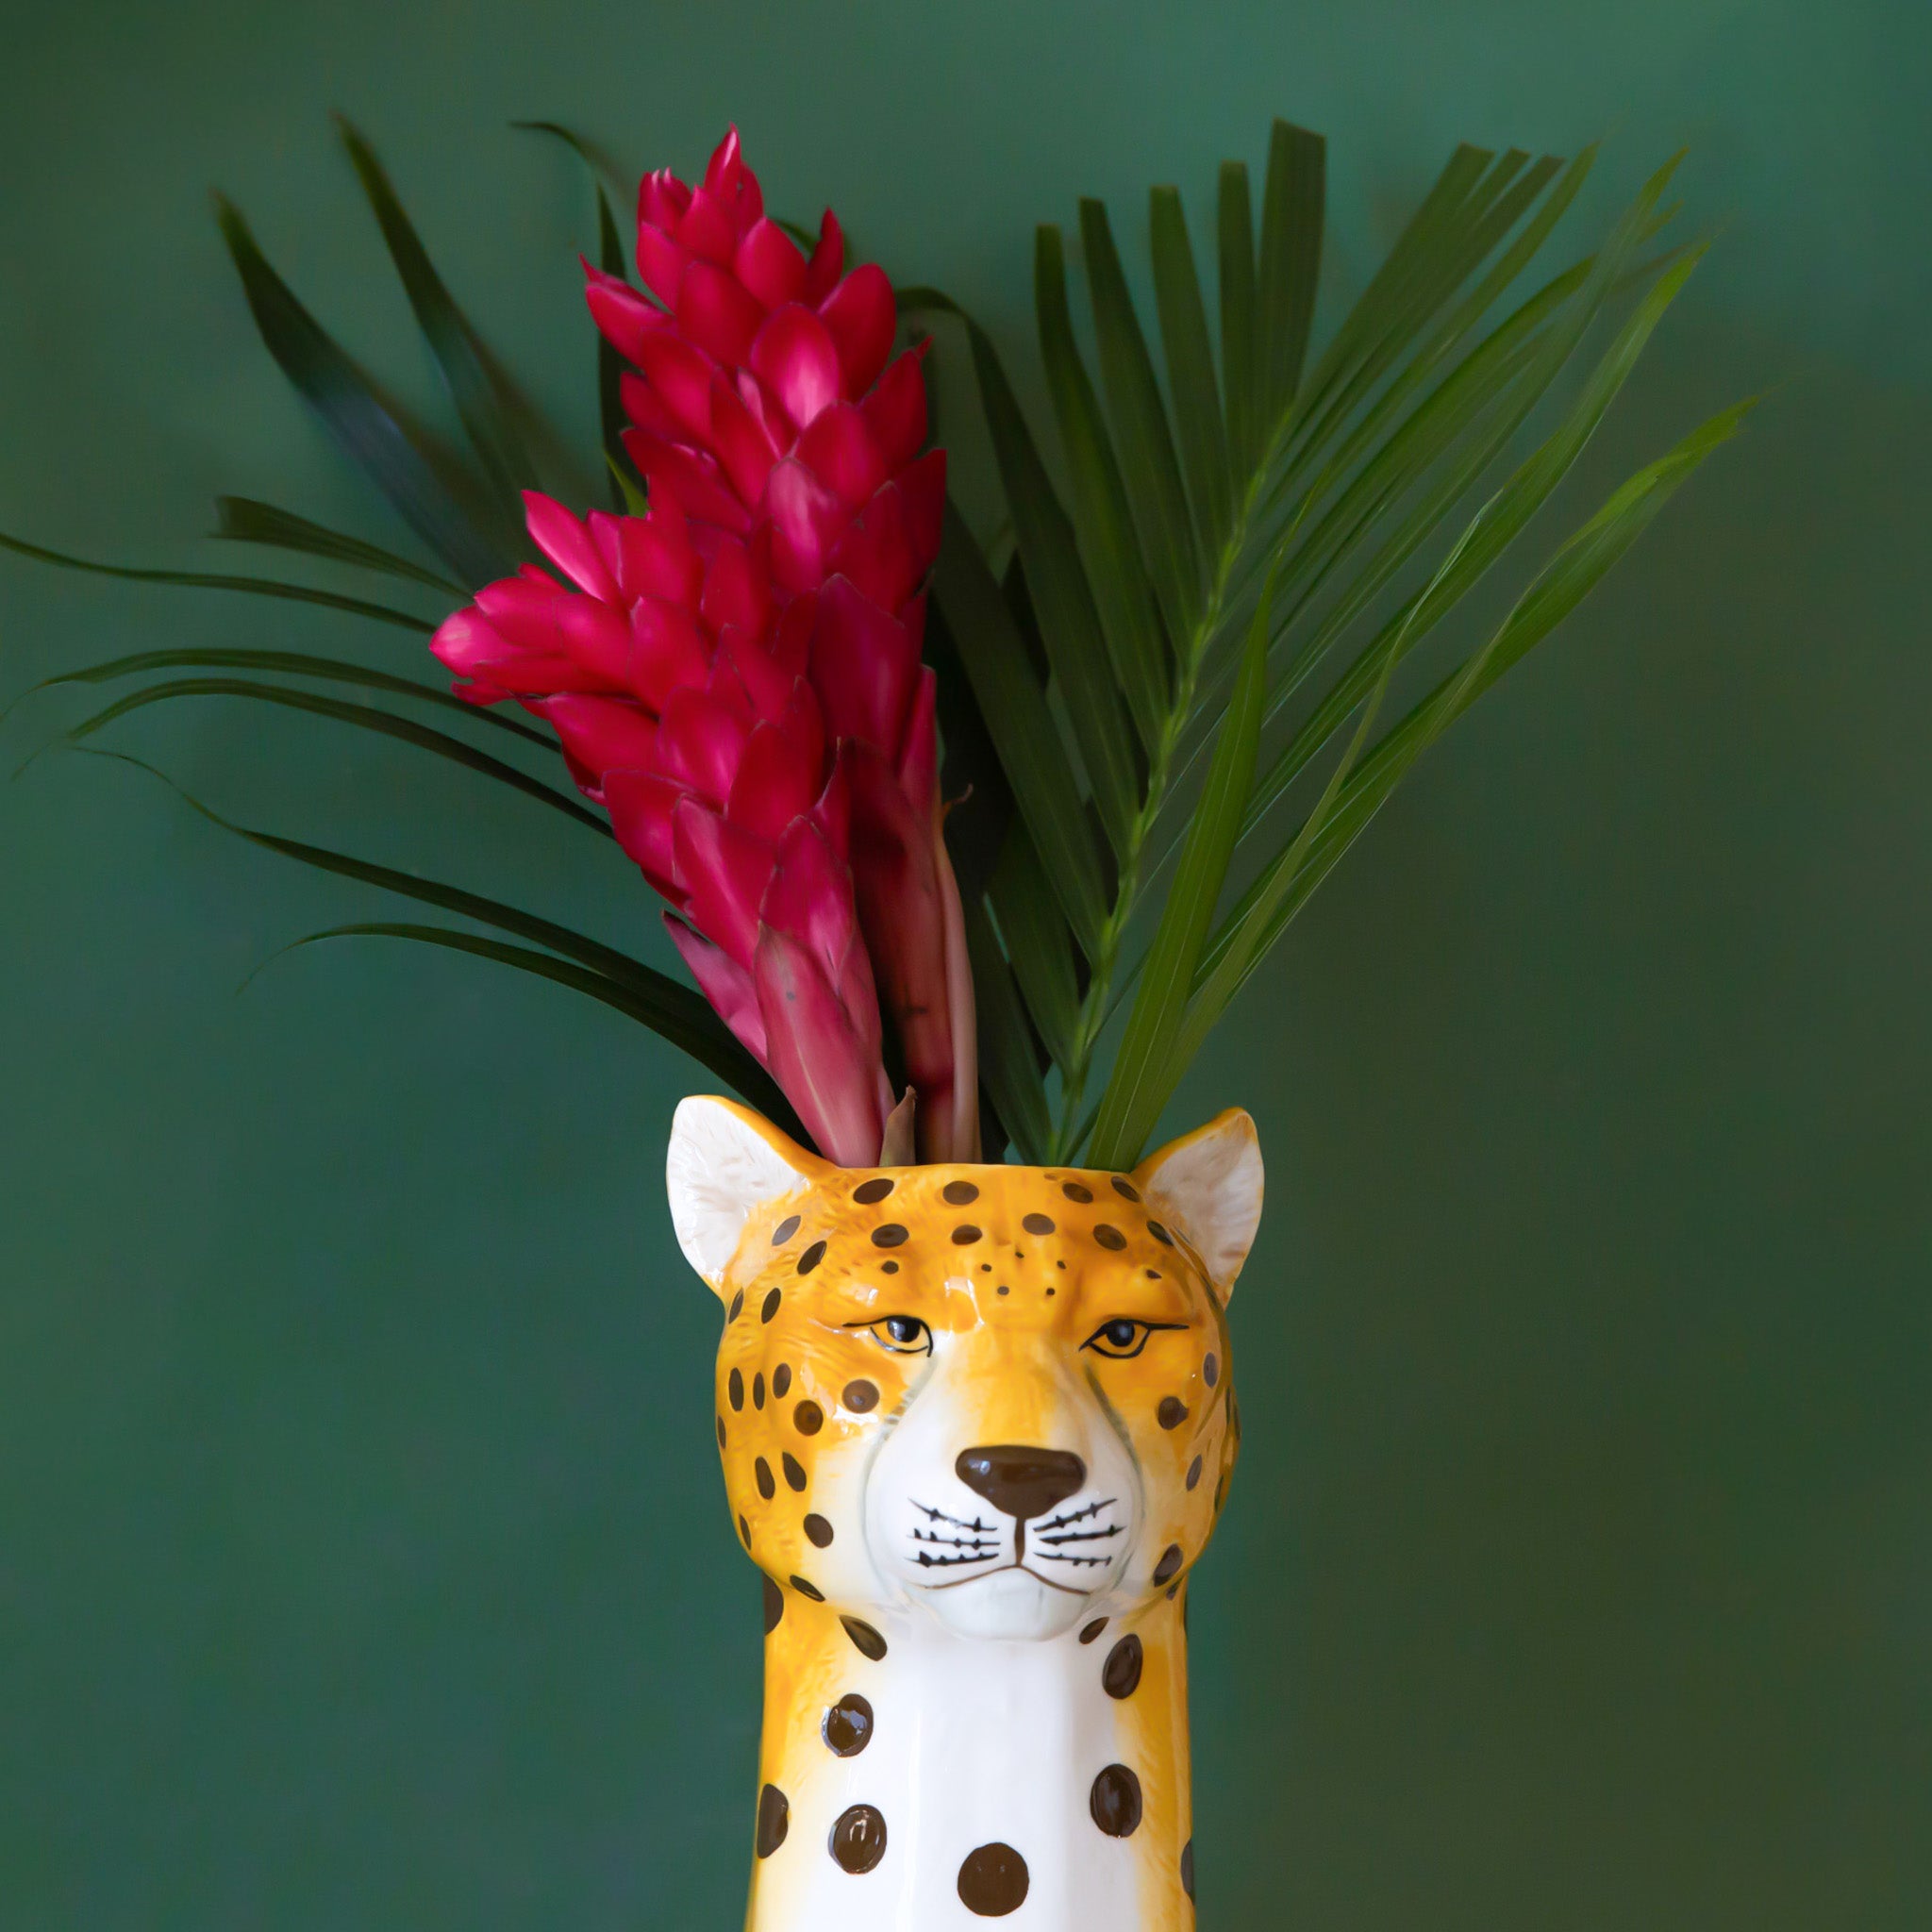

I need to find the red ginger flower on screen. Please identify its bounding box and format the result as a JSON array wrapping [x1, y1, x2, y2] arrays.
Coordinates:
[[431, 131, 975, 1167], [433, 490, 893, 1167]]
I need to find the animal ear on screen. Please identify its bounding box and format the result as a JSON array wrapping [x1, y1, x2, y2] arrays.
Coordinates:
[[666, 1096, 824, 1296], [1132, 1108, 1264, 1301]]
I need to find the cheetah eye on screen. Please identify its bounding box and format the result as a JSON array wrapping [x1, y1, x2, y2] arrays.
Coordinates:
[[867, 1315, 933, 1355], [1082, 1318, 1184, 1359]]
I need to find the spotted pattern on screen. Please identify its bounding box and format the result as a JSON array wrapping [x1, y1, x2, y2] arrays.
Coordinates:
[[704, 1148, 1241, 1927], [958, 1841, 1029, 1916]]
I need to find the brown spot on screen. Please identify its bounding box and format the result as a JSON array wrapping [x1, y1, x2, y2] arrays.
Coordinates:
[[728, 1368, 744, 1411], [760, 1287, 782, 1323], [843, 1378, 880, 1414], [853, 1176, 894, 1204], [716, 1417, 726, 1451], [829, 1803, 888, 1874], [1204, 1351, 1220, 1387], [951, 1224, 982, 1245], [1158, 1396, 1189, 1430], [797, 1240, 826, 1274], [753, 1372, 766, 1410], [1102, 1633, 1143, 1699], [1154, 1543, 1184, 1586], [1181, 1840, 1194, 1900], [804, 1512, 834, 1547], [756, 1783, 789, 1858], [1186, 1455, 1204, 1491], [1022, 1211, 1056, 1236], [1144, 1267, 1162, 1279], [1147, 1220, 1174, 1246], [1111, 1176, 1141, 1202], [762, 1574, 782, 1630], [782, 1452, 808, 1492], [942, 1179, 980, 1206], [841, 1616, 888, 1661], [957, 1842, 1029, 1916], [823, 1691, 873, 1756], [773, 1363, 791, 1399], [1078, 1617, 1108, 1645], [1089, 1763, 1142, 1838], [1061, 1181, 1094, 1204], [739, 1514, 751, 1549], [727, 1290, 744, 1322], [794, 1399, 824, 1436], [1093, 1223, 1126, 1250], [871, 1223, 908, 1248], [880, 1259, 899, 1274], [772, 1213, 801, 1244], [755, 1457, 775, 1501], [790, 1574, 824, 1602]]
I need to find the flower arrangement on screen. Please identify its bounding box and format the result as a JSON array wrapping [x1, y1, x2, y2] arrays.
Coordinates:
[[5, 117, 1745, 1174]]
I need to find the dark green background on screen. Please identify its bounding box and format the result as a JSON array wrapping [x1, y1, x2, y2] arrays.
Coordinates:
[[2, 1, 1927, 1925]]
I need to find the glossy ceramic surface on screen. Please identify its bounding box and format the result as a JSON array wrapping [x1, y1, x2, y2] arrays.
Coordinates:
[[668, 1098, 1263, 1929]]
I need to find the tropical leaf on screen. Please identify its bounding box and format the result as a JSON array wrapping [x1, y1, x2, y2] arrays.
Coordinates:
[[213, 193, 508, 587], [259, 922, 800, 1131], [59, 677, 609, 836], [1192, 397, 1756, 1015], [1085, 567, 1271, 1169], [212, 496, 466, 594], [931, 503, 1109, 956], [930, 119, 1744, 1159], [516, 120, 636, 508], [9, 647, 550, 746], [961, 897, 1051, 1166], [72, 746, 790, 1120], [336, 116, 536, 525], [0, 527, 438, 631]]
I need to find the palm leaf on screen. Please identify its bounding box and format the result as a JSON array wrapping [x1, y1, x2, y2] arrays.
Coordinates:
[[516, 120, 637, 508], [72, 746, 788, 1119], [0, 527, 437, 631], [213, 194, 507, 588], [336, 116, 536, 525], [260, 922, 798, 1129], [1194, 397, 1755, 1011], [211, 495, 466, 595], [60, 678, 608, 836], [933, 120, 1743, 1158], [10, 647, 550, 746], [1085, 567, 1271, 1169]]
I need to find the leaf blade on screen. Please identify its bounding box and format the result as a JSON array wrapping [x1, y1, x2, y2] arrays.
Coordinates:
[[61, 678, 608, 835], [264, 923, 797, 1124], [0, 526, 439, 631], [1255, 120, 1326, 424], [1079, 197, 1202, 643], [1086, 566, 1271, 1168], [1035, 227, 1170, 750], [1150, 186, 1233, 558], [336, 116, 536, 523], [212, 495, 466, 594], [930, 505, 1110, 958], [967, 320, 1141, 859], [212, 193, 505, 588]]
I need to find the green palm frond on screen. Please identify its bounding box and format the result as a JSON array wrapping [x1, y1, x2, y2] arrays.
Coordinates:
[[920, 121, 1747, 1166]]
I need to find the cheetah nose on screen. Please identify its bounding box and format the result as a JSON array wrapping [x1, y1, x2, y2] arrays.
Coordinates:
[[956, 1445, 1087, 1522]]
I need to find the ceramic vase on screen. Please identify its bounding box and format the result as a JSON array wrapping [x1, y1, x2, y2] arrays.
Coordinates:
[[666, 1096, 1264, 1931]]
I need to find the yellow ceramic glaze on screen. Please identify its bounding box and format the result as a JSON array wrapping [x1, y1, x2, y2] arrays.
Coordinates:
[[667, 1098, 1262, 1931]]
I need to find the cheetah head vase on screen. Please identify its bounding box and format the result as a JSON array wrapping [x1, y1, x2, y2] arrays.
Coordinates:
[[666, 1094, 1264, 1931]]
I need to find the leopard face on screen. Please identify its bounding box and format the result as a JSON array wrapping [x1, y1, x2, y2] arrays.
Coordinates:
[[669, 1100, 1261, 1644]]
